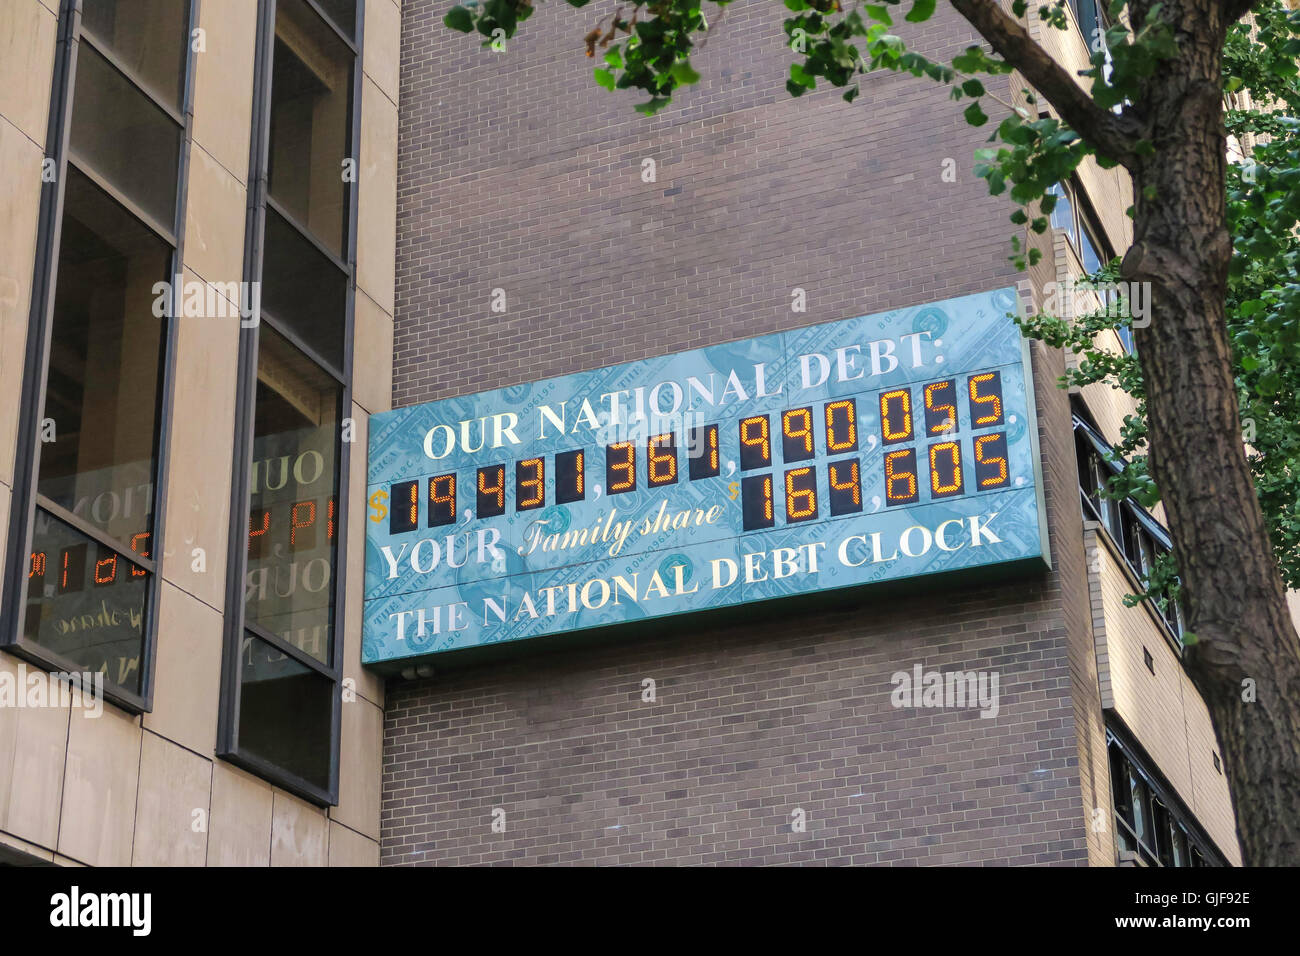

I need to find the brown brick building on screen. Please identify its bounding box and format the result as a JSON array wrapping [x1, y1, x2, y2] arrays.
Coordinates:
[[378, 0, 1244, 865]]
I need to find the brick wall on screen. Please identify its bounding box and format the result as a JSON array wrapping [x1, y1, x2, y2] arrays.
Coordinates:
[[384, 0, 1105, 864]]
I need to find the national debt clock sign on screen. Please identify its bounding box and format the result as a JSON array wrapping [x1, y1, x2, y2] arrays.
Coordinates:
[[362, 288, 1050, 667]]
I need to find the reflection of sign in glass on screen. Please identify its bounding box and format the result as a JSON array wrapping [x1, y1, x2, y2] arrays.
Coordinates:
[[363, 288, 1050, 667]]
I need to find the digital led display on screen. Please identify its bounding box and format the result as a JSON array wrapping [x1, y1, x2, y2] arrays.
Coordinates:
[[362, 287, 1049, 667]]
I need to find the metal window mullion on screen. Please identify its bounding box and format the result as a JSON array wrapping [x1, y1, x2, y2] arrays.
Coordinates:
[[264, 193, 351, 273], [258, 307, 347, 383], [0, 0, 83, 650], [31, 496, 158, 574], [219, 0, 278, 760], [65, 156, 179, 247], [326, 0, 366, 806], [244, 619, 337, 677], [301, 0, 360, 53], [74, 30, 188, 127]]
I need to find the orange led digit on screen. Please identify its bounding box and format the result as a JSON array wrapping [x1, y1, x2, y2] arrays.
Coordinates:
[[93, 551, 117, 586], [825, 399, 858, 453], [781, 408, 815, 462], [516, 458, 545, 510], [249, 508, 271, 554], [429, 474, 457, 526], [129, 532, 150, 576], [290, 500, 317, 549], [741, 474, 775, 529], [647, 433, 678, 486], [929, 441, 964, 498], [606, 442, 636, 494], [784, 467, 818, 522], [29, 551, 46, 579], [739, 415, 771, 470], [974, 432, 1010, 488], [477, 465, 507, 517], [556, 450, 585, 504], [389, 480, 420, 534], [968, 372, 1004, 426], [880, 388, 913, 444], [327, 497, 337, 540], [924, 380, 957, 434], [687, 425, 720, 480], [828, 460, 862, 516], [884, 449, 919, 505]]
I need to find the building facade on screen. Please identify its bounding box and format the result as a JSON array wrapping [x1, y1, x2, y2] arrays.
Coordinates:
[[0, 0, 1262, 867]]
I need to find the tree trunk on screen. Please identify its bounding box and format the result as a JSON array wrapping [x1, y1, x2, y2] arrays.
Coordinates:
[[1119, 0, 1300, 865]]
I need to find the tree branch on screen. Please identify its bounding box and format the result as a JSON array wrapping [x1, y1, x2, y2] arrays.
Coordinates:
[[947, 0, 1145, 167]]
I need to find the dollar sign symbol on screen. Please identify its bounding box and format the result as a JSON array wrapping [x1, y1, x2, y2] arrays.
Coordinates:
[[369, 489, 389, 523], [727, 481, 740, 501]]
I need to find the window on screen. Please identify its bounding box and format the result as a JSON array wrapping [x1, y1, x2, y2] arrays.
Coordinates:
[[219, 0, 362, 805], [1047, 181, 1109, 276], [2, 1, 193, 710], [1075, 417, 1186, 642], [1107, 730, 1224, 866]]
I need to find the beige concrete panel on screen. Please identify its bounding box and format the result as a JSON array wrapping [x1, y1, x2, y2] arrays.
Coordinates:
[[343, 408, 384, 707], [160, 267, 240, 611], [191, 0, 258, 184], [0, 119, 45, 488], [352, 291, 393, 416], [183, 144, 248, 290], [334, 695, 382, 840], [58, 701, 140, 866], [1181, 675, 1243, 864], [363, 0, 401, 107], [1094, 540, 1197, 806], [328, 820, 379, 866], [132, 732, 211, 866], [142, 581, 222, 755], [54, 854, 85, 866], [0, 0, 57, 147], [0, 651, 71, 849], [208, 761, 274, 866], [270, 790, 328, 865], [356, 76, 397, 314]]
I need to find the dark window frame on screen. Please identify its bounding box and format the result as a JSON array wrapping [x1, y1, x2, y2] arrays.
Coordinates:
[[1106, 724, 1229, 867], [216, 0, 363, 808], [0, 0, 199, 714], [1074, 414, 1187, 645]]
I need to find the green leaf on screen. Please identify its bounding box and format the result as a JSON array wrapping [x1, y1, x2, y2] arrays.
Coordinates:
[[962, 79, 985, 97], [604, 48, 623, 69], [843, 85, 860, 103], [670, 60, 702, 85], [444, 5, 475, 32], [594, 67, 616, 91], [964, 101, 988, 126], [905, 0, 936, 22]]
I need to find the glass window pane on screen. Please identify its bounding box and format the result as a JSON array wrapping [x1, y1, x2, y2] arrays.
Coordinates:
[[262, 206, 347, 369], [314, 0, 358, 39], [237, 633, 333, 789], [1048, 184, 1075, 242], [37, 167, 170, 551], [269, 0, 353, 257], [244, 324, 341, 664], [24, 508, 149, 696], [80, 0, 188, 109], [69, 43, 181, 226], [1079, 222, 1103, 273]]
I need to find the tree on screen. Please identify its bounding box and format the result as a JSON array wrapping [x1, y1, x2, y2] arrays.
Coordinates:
[[443, 0, 1300, 865]]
